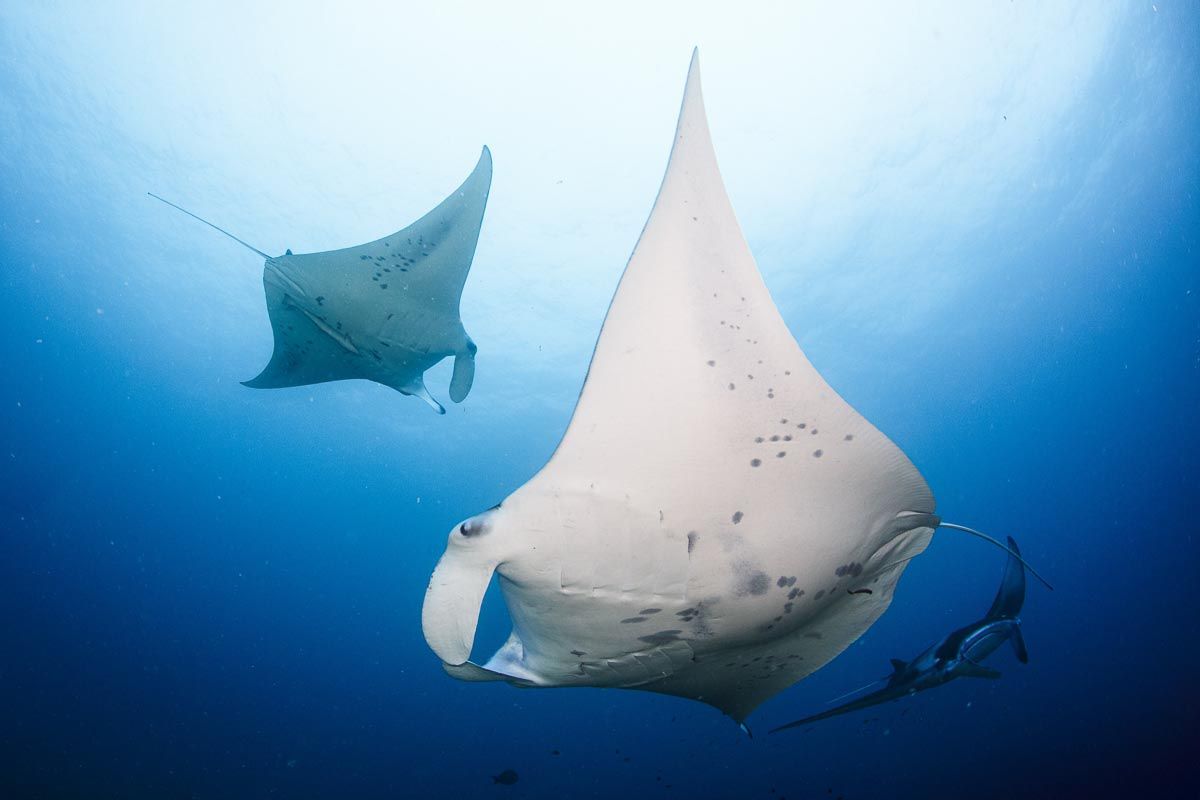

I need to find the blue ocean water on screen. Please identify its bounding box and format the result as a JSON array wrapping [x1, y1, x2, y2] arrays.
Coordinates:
[[1, 3, 1197, 798]]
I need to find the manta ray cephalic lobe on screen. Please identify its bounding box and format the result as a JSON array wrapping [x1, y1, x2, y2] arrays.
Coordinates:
[[422, 52, 937, 722]]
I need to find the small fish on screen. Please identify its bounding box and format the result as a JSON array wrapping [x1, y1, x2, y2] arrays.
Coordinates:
[[492, 769, 518, 786]]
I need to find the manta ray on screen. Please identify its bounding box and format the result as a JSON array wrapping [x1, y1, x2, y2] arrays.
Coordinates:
[[771, 536, 1031, 733], [422, 52, 1043, 725], [150, 147, 492, 413]]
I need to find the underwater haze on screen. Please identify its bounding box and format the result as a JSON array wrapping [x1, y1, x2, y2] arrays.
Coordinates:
[[2, 2, 1198, 798]]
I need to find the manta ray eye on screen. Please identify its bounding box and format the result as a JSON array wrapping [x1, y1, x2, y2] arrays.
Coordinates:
[[459, 520, 484, 538]]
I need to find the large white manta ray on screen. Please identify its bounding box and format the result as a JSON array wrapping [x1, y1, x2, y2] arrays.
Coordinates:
[[422, 54, 940, 722]]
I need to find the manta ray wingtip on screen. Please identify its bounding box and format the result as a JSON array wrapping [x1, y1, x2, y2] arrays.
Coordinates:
[[471, 145, 492, 177]]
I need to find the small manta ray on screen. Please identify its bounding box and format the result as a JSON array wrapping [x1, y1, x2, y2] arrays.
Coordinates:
[[150, 147, 492, 413], [770, 536, 1031, 733]]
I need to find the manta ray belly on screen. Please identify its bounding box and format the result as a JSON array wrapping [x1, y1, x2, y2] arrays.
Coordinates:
[[469, 490, 935, 715]]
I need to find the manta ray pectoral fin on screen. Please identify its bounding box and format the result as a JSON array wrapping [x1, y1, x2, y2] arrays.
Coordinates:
[[421, 538, 500, 664], [449, 340, 476, 403]]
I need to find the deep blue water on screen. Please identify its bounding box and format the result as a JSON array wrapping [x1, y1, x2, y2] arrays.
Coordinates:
[[2, 3, 1198, 799]]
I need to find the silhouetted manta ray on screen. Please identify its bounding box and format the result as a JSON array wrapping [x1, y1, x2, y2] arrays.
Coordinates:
[[150, 147, 492, 414], [770, 536, 1031, 733], [421, 52, 1050, 728]]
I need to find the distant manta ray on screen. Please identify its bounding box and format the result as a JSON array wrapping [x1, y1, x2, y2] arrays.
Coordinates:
[[150, 147, 492, 414], [770, 535, 1034, 733]]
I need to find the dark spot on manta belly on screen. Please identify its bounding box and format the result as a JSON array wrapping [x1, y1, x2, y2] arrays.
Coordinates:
[[638, 630, 683, 646], [750, 458, 762, 467], [620, 617, 647, 624], [687, 531, 699, 553], [848, 588, 873, 595], [570, 650, 587, 656], [735, 566, 770, 597], [639, 608, 662, 615], [732, 511, 744, 524]]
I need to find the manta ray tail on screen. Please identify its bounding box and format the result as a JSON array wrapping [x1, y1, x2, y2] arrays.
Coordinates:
[[826, 677, 887, 704], [985, 535, 1028, 620], [938, 523, 1054, 591], [147, 193, 271, 259]]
